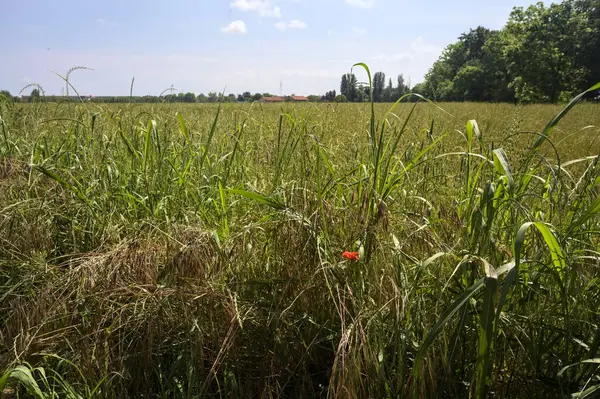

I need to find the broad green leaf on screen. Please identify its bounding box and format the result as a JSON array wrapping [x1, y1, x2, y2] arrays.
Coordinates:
[[8, 365, 45, 398], [515, 222, 565, 277], [492, 148, 515, 194]]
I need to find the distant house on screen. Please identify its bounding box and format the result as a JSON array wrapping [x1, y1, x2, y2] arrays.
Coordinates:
[[262, 96, 285, 102], [290, 96, 309, 102]]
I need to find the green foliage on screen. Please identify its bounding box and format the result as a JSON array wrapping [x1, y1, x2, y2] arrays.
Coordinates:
[[373, 71, 386, 102], [182, 92, 196, 103], [420, 0, 600, 102], [340, 73, 358, 102], [29, 88, 41, 102]]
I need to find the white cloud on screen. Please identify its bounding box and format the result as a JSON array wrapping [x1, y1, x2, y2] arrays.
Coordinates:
[[231, 0, 282, 17], [352, 27, 366, 37], [345, 0, 375, 9], [275, 20, 307, 31], [96, 18, 116, 25], [372, 37, 441, 63], [221, 20, 247, 34], [410, 37, 441, 54]]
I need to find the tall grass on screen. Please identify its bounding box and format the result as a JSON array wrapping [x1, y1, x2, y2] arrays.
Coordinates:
[[0, 81, 599, 398]]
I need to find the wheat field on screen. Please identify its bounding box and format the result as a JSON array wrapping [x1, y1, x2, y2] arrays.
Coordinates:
[[1, 90, 600, 397]]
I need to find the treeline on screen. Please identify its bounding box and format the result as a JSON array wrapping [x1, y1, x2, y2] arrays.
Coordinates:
[[1, 88, 366, 104], [413, 0, 600, 102], [321, 72, 411, 103], [0, 90, 325, 104]]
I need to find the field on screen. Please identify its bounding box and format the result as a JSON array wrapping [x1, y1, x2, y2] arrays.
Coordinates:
[[1, 94, 600, 398]]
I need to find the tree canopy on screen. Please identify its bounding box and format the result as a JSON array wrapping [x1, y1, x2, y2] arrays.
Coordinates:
[[416, 0, 600, 102]]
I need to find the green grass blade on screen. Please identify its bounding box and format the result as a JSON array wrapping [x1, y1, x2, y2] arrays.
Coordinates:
[[568, 195, 600, 236], [476, 259, 498, 399], [199, 103, 222, 172], [229, 188, 287, 210], [413, 276, 485, 391]]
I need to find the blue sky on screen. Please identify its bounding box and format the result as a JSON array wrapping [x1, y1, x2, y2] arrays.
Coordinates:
[[0, 0, 540, 96]]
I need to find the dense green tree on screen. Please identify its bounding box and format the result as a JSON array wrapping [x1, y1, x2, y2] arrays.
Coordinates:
[[362, 85, 370, 102], [411, 83, 426, 96], [572, 0, 600, 91], [422, 26, 497, 101], [417, 0, 600, 103], [501, 2, 589, 102], [383, 78, 393, 102], [373, 72, 386, 102], [183, 92, 196, 103], [334, 94, 347, 102], [356, 87, 365, 102], [396, 74, 407, 100], [29, 88, 40, 102], [340, 74, 349, 100], [340, 73, 358, 102], [197, 93, 207, 103], [348, 74, 358, 102], [207, 92, 218, 103], [252, 93, 263, 101], [323, 90, 336, 102]]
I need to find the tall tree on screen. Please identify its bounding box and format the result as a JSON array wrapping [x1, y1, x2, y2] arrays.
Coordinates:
[[373, 72, 386, 102], [418, 2, 600, 103], [341, 73, 358, 102], [501, 1, 593, 102], [383, 78, 393, 102], [396, 74, 407, 100], [340, 74, 349, 99], [572, 0, 600, 91], [29, 88, 40, 102], [348, 74, 358, 102], [183, 92, 196, 103]]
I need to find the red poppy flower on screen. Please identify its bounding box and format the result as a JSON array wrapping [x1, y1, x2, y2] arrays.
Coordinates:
[[342, 251, 359, 261]]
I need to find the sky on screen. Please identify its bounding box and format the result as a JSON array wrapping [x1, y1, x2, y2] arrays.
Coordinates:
[[0, 0, 541, 96]]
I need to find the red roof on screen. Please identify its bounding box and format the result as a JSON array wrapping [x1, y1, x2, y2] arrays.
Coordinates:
[[290, 96, 309, 101], [263, 96, 284, 102]]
